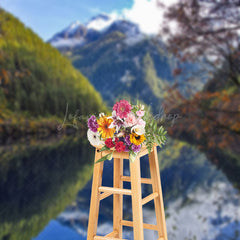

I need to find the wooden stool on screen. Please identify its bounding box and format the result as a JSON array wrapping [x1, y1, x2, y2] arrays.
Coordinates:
[[87, 144, 168, 240]]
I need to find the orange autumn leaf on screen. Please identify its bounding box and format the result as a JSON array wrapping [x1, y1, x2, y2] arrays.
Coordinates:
[[1, 69, 9, 84]]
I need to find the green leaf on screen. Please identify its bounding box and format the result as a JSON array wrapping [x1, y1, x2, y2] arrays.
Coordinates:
[[150, 120, 154, 127], [153, 122, 157, 132], [95, 152, 113, 164], [99, 146, 110, 152], [129, 151, 138, 163], [106, 152, 113, 161], [155, 138, 162, 148]]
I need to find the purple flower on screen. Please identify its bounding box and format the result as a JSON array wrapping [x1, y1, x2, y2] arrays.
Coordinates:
[[124, 135, 131, 146], [124, 145, 130, 152], [131, 144, 141, 153], [87, 115, 99, 132]]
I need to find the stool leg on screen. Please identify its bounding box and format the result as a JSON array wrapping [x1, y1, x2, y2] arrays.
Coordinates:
[[130, 157, 144, 240], [87, 149, 104, 240], [149, 146, 168, 240], [113, 158, 123, 238]]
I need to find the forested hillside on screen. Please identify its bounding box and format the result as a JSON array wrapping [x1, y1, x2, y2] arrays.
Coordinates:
[[0, 9, 105, 120]]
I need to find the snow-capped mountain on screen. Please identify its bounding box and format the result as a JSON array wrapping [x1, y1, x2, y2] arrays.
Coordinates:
[[48, 14, 143, 48], [47, 14, 173, 111], [48, 21, 87, 48], [48, 13, 203, 112], [85, 14, 114, 31]]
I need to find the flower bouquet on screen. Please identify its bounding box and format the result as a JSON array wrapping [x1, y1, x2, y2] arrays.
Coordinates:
[[87, 100, 167, 163]]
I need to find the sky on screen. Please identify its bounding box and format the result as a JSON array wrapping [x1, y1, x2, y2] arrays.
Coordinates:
[[0, 0, 177, 41]]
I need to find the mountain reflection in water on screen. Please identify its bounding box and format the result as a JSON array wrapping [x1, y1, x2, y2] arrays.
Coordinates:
[[35, 138, 240, 240], [0, 137, 239, 240]]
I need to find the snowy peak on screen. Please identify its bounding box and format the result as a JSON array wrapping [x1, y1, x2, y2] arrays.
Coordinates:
[[67, 20, 82, 32], [86, 14, 114, 31], [90, 13, 110, 22], [106, 20, 140, 36], [48, 13, 144, 48]]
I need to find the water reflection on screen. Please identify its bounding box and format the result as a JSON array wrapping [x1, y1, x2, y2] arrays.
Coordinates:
[[41, 138, 239, 240], [0, 137, 239, 240], [0, 135, 94, 240]]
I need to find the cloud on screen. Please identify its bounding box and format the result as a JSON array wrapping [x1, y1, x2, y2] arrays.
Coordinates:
[[116, 0, 178, 35]]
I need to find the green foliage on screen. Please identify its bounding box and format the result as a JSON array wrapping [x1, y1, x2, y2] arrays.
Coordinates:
[[95, 151, 113, 163], [129, 150, 138, 163], [99, 145, 110, 152], [143, 52, 166, 98], [144, 106, 167, 153], [0, 8, 106, 119], [158, 138, 187, 170]]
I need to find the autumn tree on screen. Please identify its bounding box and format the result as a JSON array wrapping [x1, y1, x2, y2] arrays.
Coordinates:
[[159, 0, 240, 86]]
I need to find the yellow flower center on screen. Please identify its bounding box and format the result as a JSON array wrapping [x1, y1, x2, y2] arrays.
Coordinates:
[[129, 133, 145, 145]]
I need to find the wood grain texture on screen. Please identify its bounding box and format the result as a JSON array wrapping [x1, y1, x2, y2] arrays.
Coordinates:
[[149, 146, 168, 240], [105, 230, 118, 237], [129, 157, 144, 240], [120, 219, 158, 231], [142, 192, 159, 205], [87, 149, 104, 240], [87, 144, 168, 240], [94, 236, 126, 240], [99, 186, 132, 195], [120, 176, 152, 184], [113, 158, 123, 238]]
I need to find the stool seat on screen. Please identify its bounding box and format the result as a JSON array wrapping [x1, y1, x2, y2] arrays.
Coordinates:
[[87, 144, 168, 240], [93, 143, 156, 159]]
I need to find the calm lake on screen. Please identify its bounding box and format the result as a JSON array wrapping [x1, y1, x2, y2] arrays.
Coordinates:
[[0, 135, 239, 240]]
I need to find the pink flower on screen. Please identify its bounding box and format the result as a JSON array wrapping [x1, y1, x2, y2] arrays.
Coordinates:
[[137, 118, 146, 127], [136, 110, 145, 117], [125, 112, 137, 127], [113, 100, 132, 119]]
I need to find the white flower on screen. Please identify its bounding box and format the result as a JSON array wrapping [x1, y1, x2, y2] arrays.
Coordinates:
[[87, 129, 103, 146], [99, 112, 105, 117], [112, 110, 117, 118], [108, 110, 123, 132], [131, 125, 145, 135], [108, 121, 115, 129], [116, 131, 125, 137]]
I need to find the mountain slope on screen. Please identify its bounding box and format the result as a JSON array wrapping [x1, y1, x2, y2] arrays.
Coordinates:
[[0, 8, 105, 120], [49, 15, 174, 111], [69, 35, 172, 110]]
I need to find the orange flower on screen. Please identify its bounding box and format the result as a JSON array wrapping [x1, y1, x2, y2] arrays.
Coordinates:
[[97, 116, 115, 139]]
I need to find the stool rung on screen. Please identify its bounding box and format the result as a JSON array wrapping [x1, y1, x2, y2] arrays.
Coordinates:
[[99, 186, 132, 195], [94, 236, 126, 240], [105, 230, 118, 237], [120, 220, 158, 231], [100, 192, 112, 200], [142, 192, 159, 205], [120, 176, 152, 184]]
